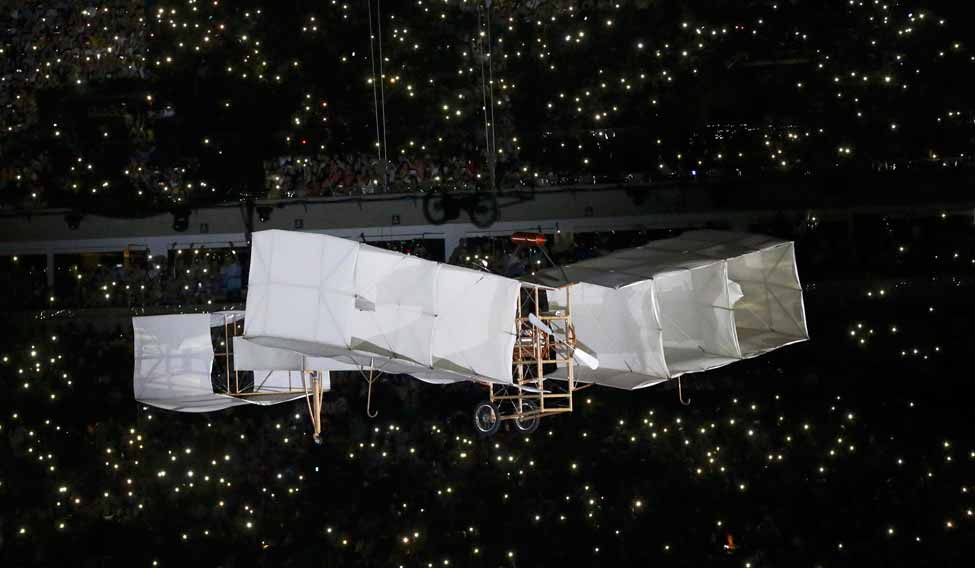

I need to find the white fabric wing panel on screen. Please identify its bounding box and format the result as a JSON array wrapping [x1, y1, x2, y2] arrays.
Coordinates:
[[246, 230, 358, 349], [431, 265, 519, 381], [245, 230, 519, 384], [232, 337, 328, 404], [677, 231, 809, 356], [233, 336, 362, 373], [726, 241, 809, 357], [233, 336, 304, 371], [252, 370, 301, 392], [250, 369, 328, 401], [133, 314, 246, 412], [537, 230, 808, 389], [210, 311, 245, 327], [548, 281, 669, 388], [352, 247, 437, 366], [655, 261, 741, 375]]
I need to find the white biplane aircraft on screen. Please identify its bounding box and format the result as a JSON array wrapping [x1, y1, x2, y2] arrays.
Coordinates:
[[132, 229, 807, 442]]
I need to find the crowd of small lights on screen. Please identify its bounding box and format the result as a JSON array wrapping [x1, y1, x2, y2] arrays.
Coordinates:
[[2, 216, 974, 563], [2, 1, 973, 209], [3, 339, 973, 564], [0, 238, 440, 311]]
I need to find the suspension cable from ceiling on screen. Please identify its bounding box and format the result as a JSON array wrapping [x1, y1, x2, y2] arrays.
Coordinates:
[[478, 0, 498, 191], [365, 0, 388, 191], [485, 0, 497, 190], [376, 0, 389, 190]]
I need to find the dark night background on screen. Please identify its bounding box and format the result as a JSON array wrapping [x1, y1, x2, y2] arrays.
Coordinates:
[[2, 1, 975, 566]]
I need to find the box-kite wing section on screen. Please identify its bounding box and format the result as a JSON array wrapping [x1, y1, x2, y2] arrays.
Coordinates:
[[533, 230, 808, 390], [133, 314, 248, 412], [133, 312, 326, 412], [243, 230, 522, 385]]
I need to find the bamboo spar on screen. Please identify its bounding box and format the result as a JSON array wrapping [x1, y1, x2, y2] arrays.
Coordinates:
[[223, 319, 230, 393]]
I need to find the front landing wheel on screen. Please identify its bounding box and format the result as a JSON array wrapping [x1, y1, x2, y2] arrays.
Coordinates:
[[474, 401, 501, 437]]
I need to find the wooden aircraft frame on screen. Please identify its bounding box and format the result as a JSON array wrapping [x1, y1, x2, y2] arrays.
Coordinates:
[[213, 317, 326, 443], [475, 284, 589, 435]]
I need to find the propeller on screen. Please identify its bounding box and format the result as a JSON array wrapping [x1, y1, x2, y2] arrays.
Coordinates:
[[527, 313, 599, 370], [528, 312, 554, 336], [570, 346, 600, 370]]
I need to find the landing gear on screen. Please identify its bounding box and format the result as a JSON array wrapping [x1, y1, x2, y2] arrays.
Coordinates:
[[472, 398, 541, 436], [513, 400, 540, 434], [473, 401, 501, 437], [469, 283, 580, 436]]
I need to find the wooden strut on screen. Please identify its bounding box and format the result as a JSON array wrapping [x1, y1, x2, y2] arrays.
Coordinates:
[[478, 283, 581, 430], [515, 296, 524, 416], [218, 316, 325, 440], [313, 372, 323, 439], [301, 370, 324, 444], [216, 317, 241, 395], [233, 320, 239, 394], [224, 319, 230, 394], [535, 286, 544, 415], [678, 376, 691, 406], [566, 286, 574, 412], [492, 284, 579, 424]]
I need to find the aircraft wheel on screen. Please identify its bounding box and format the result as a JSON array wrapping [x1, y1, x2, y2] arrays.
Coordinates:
[[474, 401, 501, 437], [514, 400, 540, 434]]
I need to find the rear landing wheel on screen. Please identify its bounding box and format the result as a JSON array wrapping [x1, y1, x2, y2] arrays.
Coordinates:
[[474, 401, 501, 437], [514, 400, 540, 434]]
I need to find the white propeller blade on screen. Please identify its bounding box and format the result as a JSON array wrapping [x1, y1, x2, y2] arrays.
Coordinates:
[[528, 313, 554, 336], [572, 346, 600, 370], [528, 313, 599, 370]]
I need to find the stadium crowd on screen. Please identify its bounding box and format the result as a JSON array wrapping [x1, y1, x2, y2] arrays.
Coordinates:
[[263, 153, 485, 198], [0, 0, 146, 133], [1, 1, 971, 213], [2, 222, 971, 565], [261, 150, 652, 199], [0, 246, 244, 311]]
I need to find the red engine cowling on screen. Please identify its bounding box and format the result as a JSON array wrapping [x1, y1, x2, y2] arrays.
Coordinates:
[[510, 232, 547, 246]]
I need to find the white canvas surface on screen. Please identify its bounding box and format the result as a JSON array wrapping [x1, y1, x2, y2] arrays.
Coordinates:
[[534, 231, 808, 389], [133, 314, 319, 412], [133, 314, 247, 412], [548, 281, 669, 388], [244, 230, 521, 384]]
